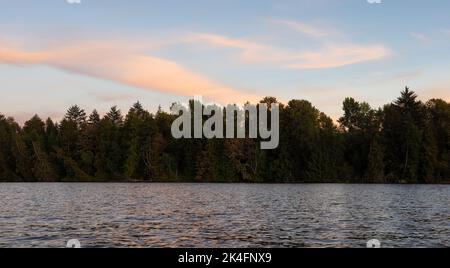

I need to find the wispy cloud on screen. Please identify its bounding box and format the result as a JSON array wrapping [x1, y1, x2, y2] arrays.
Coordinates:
[[187, 33, 289, 63], [188, 33, 391, 69], [0, 41, 260, 104], [188, 33, 264, 50], [410, 32, 432, 44], [269, 19, 331, 38], [286, 44, 390, 69]]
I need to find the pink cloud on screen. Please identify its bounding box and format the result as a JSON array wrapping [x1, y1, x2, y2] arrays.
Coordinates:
[[188, 33, 264, 50], [189, 33, 391, 69], [187, 33, 285, 63], [0, 41, 260, 104], [286, 44, 391, 69]]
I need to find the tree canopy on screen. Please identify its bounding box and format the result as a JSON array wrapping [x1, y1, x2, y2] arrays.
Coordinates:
[[0, 88, 448, 183]]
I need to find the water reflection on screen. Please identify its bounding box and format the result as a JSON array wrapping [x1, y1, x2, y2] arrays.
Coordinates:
[[0, 183, 448, 248]]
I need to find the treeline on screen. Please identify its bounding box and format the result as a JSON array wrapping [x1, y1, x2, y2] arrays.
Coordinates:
[[0, 87, 449, 183]]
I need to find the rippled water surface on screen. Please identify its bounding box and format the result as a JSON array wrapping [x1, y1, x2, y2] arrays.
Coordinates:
[[0, 183, 449, 248]]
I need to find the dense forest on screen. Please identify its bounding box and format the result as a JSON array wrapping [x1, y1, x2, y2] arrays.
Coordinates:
[[0, 87, 449, 183]]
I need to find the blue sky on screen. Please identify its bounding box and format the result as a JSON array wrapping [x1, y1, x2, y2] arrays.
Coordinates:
[[1, 0, 450, 123]]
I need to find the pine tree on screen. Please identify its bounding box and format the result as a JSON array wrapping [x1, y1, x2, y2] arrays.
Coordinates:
[[65, 105, 86, 128], [88, 110, 100, 125], [106, 106, 123, 126], [383, 87, 425, 182], [0, 91, 447, 183]]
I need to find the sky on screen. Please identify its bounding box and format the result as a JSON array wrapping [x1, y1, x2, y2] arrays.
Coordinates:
[[1, 0, 450, 124]]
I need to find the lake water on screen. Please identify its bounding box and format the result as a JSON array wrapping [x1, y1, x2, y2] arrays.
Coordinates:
[[0, 183, 449, 248]]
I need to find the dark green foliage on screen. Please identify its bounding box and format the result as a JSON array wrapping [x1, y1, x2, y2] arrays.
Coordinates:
[[65, 105, 86, 128], [339, 98, 385, 182], [0, 88, 448, 183]]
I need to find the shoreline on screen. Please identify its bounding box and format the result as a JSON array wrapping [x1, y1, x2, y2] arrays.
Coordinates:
[[1, 181, 449, 185]]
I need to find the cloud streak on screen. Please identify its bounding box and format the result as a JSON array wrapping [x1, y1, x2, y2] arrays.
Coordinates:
[[410, 32, 432, 44], [0, 41, 260, 104], [189, 33, 391, 69], [285, 44, 391, 69], [269, 19, 331, 38]]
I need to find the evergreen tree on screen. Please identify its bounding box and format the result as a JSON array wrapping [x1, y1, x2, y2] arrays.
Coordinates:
[[65, 105, 86, 128], [0, 89, 448, 183], [106, 106, 123, 126], [88, 110, 101, 125], [383, 87, 424, 182]]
